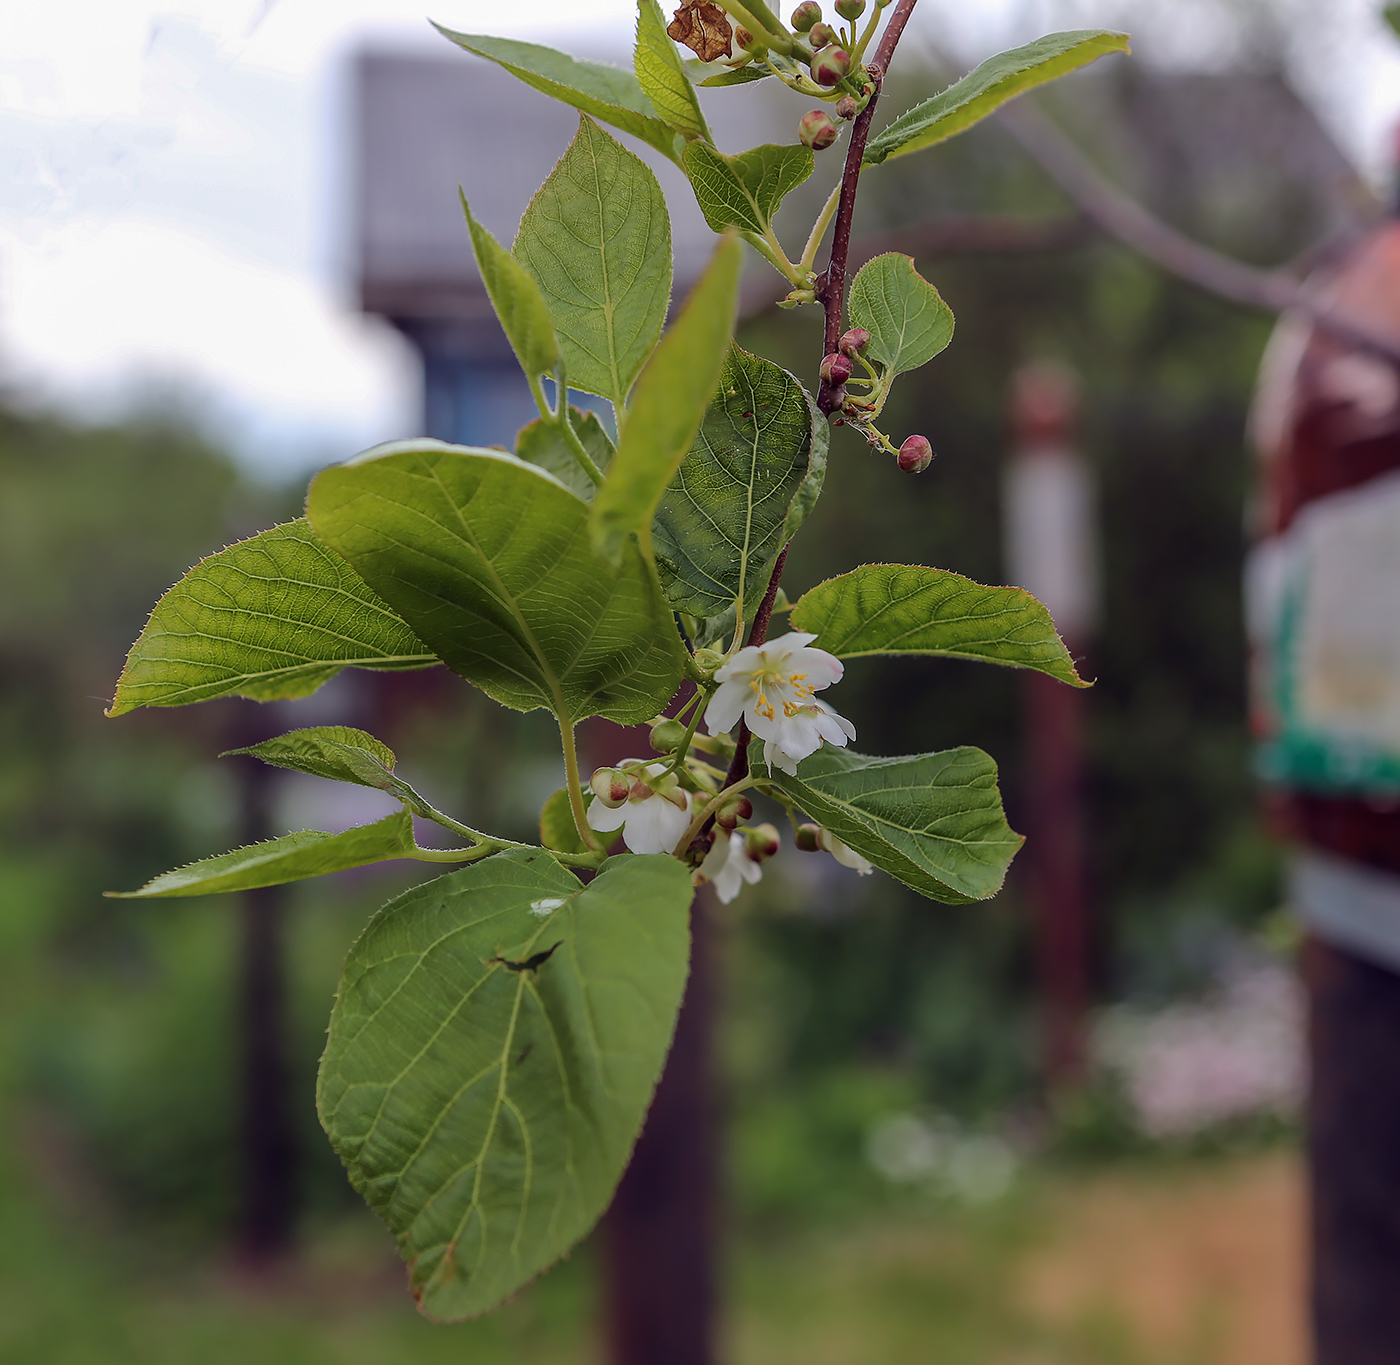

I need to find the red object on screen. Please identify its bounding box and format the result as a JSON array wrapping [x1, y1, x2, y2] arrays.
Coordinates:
[[1251, 207, 1400, 1363]]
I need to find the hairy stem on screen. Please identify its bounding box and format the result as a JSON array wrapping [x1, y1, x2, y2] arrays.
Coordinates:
[[672, 776, 759, 858], [558, 716, 603, 852]]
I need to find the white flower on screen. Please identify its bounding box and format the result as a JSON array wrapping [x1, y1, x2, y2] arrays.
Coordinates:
[[820, 829, 874, 875], [698, 830, 763, 904], [586, 760, 691, 855], [704, 630, 854, 773]]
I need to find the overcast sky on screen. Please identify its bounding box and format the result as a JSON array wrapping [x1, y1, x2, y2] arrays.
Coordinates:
[[1, 0, 1397, 475]]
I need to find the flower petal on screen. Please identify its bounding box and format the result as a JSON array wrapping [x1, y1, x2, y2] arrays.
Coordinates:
[[705, 680, 748, 735], [586, 799, 627, 833]]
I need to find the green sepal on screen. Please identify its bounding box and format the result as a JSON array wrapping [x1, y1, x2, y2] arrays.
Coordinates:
[[317, 849, 693, 1321], [107, 519, 436, 716], [109, 811, 422, 898], [862, 30, 1130, 166], [790, 564, 1087, 686], [759, 747, 1023, 903]]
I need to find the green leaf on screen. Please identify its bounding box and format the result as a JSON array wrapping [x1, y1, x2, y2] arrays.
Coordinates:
[[790, 564, 1087, 686], [514, 117, 672, 408], [317, 849, 693, 1322], [307, 440, 686, 725], [635, 0, 709, 141], [539, 788, 588, 855], [847, 254, 954, 377], [654, 345, 823, 633], [434, 27, 679, 160], [1385, 2, 1400, 38], [517, 406, 614, 502], [460, 194, 558, 382], [107, 519, 436, 717], [110, 811, 420, 898], [697, 64, 772, 87], [760, 747, 1022, 903], [591, 234, 743, 561], [223, 724, 442, 813], [863, 30, 1130, 165], [680, 140, 813, 236]]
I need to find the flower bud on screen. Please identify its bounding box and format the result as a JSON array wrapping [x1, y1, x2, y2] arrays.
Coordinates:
[[820, 352, 853, 384], [897, 434, 933, 474], [798, 109, 838, 151], [834, 95, 859, 120], [794, 822, 822, 852], [649, 718, 688, 754], [691, 645, 728, 677], [811, 46, 850, 85], [790, 0, 822, 31], [834, 0, 865, 16], [839, 327, 870, 356], [807, 21, 835, 48], [715, 792, 754, 831], [590, 767, 631, 808], [743, 822, 781, 861]]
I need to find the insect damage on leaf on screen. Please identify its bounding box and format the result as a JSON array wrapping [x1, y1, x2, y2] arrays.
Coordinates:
[[487, 941, 564, 973], [667, 1, 733, 61]]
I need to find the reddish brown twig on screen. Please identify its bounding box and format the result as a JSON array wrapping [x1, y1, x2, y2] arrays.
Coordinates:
[[815, 0, 921, 413]]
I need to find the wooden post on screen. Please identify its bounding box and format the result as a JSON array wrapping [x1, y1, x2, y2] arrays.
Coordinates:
[[1005, 361, 1096, 1091]]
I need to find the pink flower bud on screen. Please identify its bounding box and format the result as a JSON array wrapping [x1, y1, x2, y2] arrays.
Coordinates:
[[820, 352, 853, 384], [839, 327, 870, 357], [743, 822, 781, 861], [790, 0, 822, 31], [897, 434, 933, 473], [811, 46, 851, 85], [798, 109, 838, 151], [715, 793, 754, 831], [794, 822, 822, 852], [590, 767, 631, 808], [834, 0, 865, 18], [834, 95, 859, 121], [807, 21, 835, 48]]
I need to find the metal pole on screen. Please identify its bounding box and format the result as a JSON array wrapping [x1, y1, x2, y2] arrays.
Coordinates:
[[1005, 361, 1097, 1092]]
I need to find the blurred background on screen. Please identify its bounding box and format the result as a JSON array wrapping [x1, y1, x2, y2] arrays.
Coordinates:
[[3, 0, 1400, 1361]]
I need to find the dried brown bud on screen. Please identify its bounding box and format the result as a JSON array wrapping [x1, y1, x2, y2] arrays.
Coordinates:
[[839, 327, 870, 356], [897, 434, 934, 473], [790, 0, 822, 31], [798, 109, 838, 150], [811, 46, 850, 85], [667, 1, 734, 62], [834, 95, 859, 120], [820, 351, 853, 384]]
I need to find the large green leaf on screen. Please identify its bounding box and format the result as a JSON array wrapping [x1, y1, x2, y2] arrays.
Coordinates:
[[863, 30, 1130, 165], [110, 811, 421, 898], [107, 519, 436, 716], [307, 441, 685, 724], [680, 140, 813, 236], [761, 747, 1022, 903], [515, 117, 672, 407], [539, 787, 588, 855], [460, 194, 558, 382], [516, 405, 614, 502], [791, 564, 1087, 686], [317, 849, 692, 1321], [224, 725, 439, 811], [591, 234, 743, 561], [635, 0, 709, 141], [654, 345, 823, 632], [847, 254, 954, 377], [434, 27, 679, 159]]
